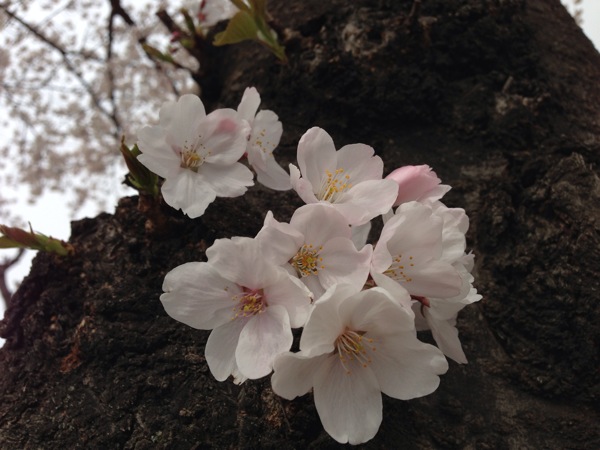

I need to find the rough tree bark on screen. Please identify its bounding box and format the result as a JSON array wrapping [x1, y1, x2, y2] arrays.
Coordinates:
[[1, 0, 599, 448]]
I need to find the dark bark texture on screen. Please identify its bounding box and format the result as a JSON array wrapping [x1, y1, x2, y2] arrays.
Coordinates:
[[1, 0, 599, 448]]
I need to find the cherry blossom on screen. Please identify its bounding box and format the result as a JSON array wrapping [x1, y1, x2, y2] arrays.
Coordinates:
[[271, 284, 448, 445], [237, 87, 291, 190], [137, 94, 254, 218], [411, 202, 482, 363], [289, 127, 398, 225], [160, 236, 312, 382], [256, 204, 372, 298], [371, 201, 463, 304], [386, 164, 450, 207]]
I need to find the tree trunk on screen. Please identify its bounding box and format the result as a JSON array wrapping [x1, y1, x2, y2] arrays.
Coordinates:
[[1, 0, 598, 448]]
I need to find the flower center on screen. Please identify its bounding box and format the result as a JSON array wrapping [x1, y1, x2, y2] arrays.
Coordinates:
[[231, 288, 266, 319], [174, 134, 211, 172], [317, 168, 352, 203], [335, 328, 376, 375], [291, 244, 324, 277], [180, 150, 204, 171], [384, 253, 414, 284]]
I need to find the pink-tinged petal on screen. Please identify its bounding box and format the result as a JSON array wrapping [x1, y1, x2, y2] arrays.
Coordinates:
[[334, 179, 398, 225], [161, 171, 216, 218], [263, 273, 312, 328], [426, 311, 468, 364], [201, 109, 249, 164], [290, 203, 351, 244], [253, 154, 291, 191], [369, 333, 448, 400], [207, 237, 277, 288], [386, 165, 441, 205], [160, 262, 241, 329], [336, 143, 383, 184], [199, 162, 254, 197], [319, 238, 372, 292], [297, 127, 337, 188], [370, 272, 413, 309], [313, 354, 382, 445], [290, 164, 319, 204], [235, 305, 293, 379], [205, 318, 247, 381], [256, 212, 304, 265], [271, 352, 329, 400], [237, 87, 261, 122]]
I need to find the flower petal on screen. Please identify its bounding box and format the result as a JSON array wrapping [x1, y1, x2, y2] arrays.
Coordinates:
[[271, 351, 328, 399], [334, 179, 398, 225], [263, 273, 312, 328], [299, 284, 358, 356], [254, 154, 291, 190], [369, 333, 448, 400], [290, 203, 351, 245], [336, 143, 383, 184], [201, 109, 249, 165], [200, 162, 254, 197], [161, 170, 216, 218], [235, 305, 293, 379], [319, 238, 372, 292], [313, 354, 383, 445], [207, 237, 278, 288], [297, 127, 337, 189], [160, 262, 241, 329], [237, 87, 261, 121], [256, 211, 305, 265], [290, 163, 319, 204], [205, 318, 247, 382]]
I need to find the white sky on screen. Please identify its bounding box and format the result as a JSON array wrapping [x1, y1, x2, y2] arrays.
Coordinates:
[[1, 1, 599, 341]]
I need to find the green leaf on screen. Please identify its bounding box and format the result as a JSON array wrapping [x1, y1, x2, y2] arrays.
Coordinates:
[[141, 43, 174, 64], [120, 140, 160, 198], [213, 10, 258, 46]]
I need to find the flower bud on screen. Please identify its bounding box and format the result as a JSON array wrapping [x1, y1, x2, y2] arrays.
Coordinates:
[[386, 165, 449, 206]]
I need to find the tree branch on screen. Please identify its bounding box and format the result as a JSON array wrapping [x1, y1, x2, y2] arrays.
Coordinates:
[[0, 5, 122, 134], [0, 248, 25, 309]]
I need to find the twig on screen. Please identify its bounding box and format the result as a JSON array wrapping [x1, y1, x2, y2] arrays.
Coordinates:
[[0, 248, 25, 309], [1, 5, 122, 134]]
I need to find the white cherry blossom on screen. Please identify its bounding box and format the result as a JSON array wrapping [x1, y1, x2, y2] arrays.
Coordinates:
[[271, 284, 448, 445], [371, 201, 463, 304], [137, 94, 254, 218], [160, 236, 312, 382], [237, 87, 291, 190], [256, 204, 373, 299], [411, 202, 482, 363], [289, 127, 398, 225]]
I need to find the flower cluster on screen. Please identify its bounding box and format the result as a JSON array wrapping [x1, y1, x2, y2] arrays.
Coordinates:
[[136, 87, 289, 218], [144, 89, 481, 444]]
